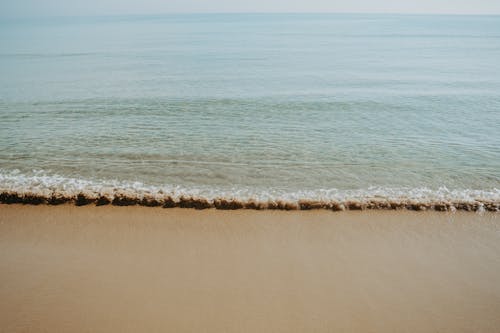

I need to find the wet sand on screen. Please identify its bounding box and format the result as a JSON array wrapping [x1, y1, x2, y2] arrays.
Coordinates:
[[0, 205, 499, 332]]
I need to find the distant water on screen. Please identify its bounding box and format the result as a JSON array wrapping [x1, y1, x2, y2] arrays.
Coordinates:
[[1, 14, 499, 210]]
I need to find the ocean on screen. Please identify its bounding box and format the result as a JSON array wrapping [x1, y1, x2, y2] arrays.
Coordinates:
[[0, 13, 499, 210]]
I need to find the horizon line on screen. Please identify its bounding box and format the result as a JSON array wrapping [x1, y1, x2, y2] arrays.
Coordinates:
[[2, 11, 500, 20]]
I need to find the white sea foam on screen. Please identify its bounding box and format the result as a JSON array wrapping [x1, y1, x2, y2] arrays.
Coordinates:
[[1, 170, 499, 211]]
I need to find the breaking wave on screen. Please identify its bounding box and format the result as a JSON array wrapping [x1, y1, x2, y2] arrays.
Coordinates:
[[0, 170, 499, 212]]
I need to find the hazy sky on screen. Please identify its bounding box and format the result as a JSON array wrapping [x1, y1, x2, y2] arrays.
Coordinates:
[[2, 0, 500, 17]]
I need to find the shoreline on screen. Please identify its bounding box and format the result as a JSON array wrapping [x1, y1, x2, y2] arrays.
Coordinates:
[[1, 192, 499, 211], [1, 205, 499, 332]]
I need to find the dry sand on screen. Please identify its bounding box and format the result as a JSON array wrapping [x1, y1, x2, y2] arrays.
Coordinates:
[[0, 204, 499, 332]]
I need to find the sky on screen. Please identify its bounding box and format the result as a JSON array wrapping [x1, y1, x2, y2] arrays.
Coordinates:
[[1, 0, 500, 18]]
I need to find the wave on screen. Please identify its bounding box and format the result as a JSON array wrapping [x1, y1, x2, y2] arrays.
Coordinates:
[[0, 170, 499, 212]]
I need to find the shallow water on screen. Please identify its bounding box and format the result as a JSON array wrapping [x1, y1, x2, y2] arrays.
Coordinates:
[[0, 14, 499, 207]]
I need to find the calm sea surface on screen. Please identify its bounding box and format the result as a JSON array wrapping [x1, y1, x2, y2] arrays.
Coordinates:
[[1, 14, 499, 206]]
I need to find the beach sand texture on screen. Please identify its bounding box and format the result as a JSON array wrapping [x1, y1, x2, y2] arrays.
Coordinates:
[[1, 205, 499, 332]]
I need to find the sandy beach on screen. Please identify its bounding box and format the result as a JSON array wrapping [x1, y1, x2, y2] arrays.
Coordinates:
[[0, 205, 499, 332]]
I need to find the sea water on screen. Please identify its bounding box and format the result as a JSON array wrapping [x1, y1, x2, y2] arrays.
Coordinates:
[[1, 14, 499, 209]]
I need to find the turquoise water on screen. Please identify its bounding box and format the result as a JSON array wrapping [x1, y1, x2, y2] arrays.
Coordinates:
[[1, 14, 499, 208]]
